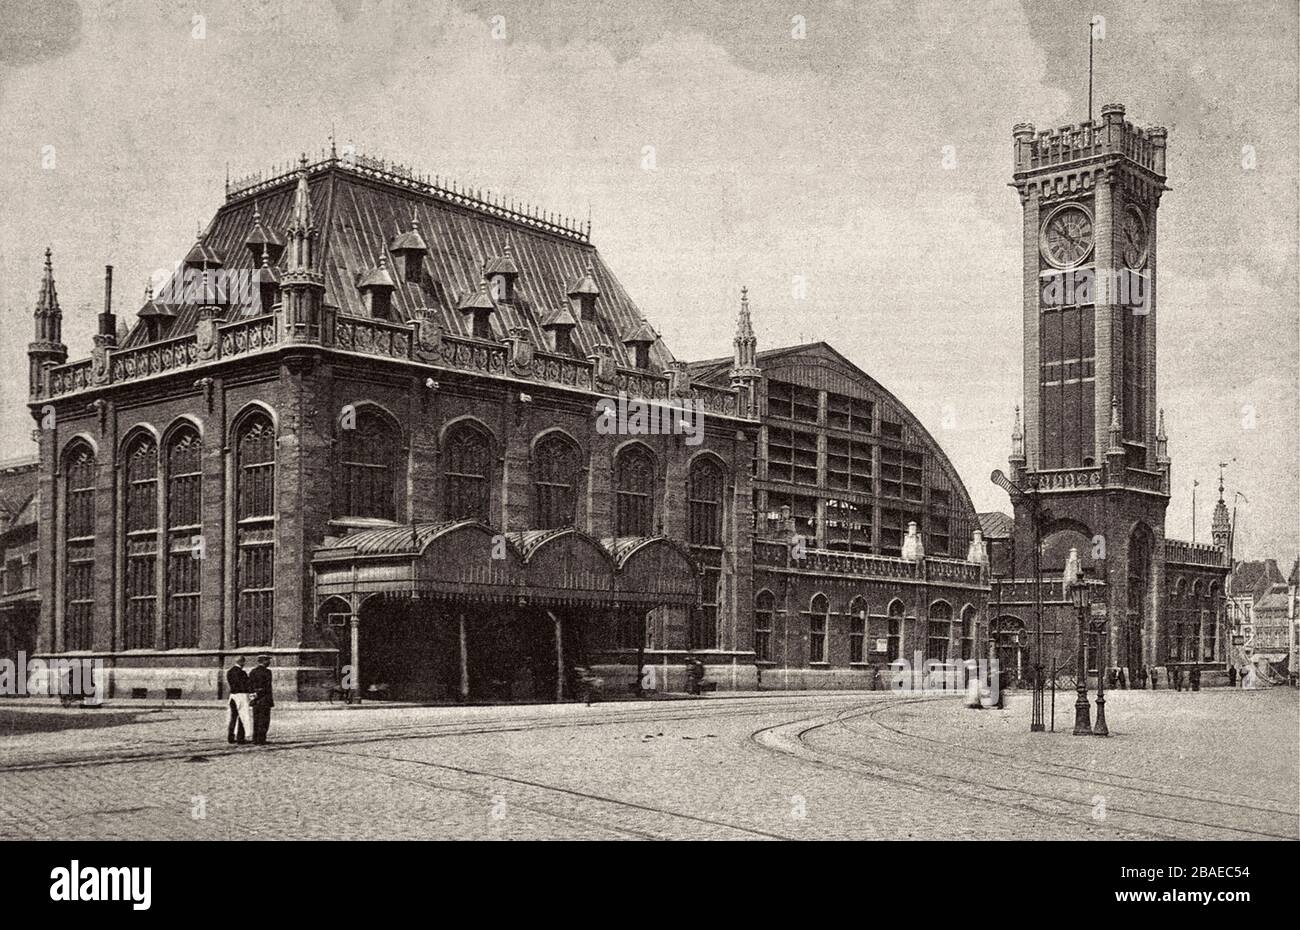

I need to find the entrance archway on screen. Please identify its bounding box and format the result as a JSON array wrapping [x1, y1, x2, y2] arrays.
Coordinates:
[[1127, 523, 1154, 673], [994, 615, 1027, 686]]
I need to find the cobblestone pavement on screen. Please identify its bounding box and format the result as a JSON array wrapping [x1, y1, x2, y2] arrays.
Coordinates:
[[1, 688, 1295, 840]]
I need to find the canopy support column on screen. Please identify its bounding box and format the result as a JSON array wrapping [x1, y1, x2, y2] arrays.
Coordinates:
[[548, 610, 564, 702], [458, 612, 470, 701], [349, 616, 361, 704]]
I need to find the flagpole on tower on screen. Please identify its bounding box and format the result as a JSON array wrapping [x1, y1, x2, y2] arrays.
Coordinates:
[[1088, 19, 1095, 124]]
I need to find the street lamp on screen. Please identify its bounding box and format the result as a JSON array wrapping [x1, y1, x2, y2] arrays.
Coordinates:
[[1064, 548, 1092, 736], [1092, 606, 1109, 737], [990, 470, 1049, 733]]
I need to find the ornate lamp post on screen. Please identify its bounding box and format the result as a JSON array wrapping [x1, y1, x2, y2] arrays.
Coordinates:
[[1092, 607, 1109, 736], [1065, 548, 1092, 735]]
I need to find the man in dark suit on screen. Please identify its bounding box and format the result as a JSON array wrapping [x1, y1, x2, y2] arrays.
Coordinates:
[[225, 656, 251, 744], [248, 654, 274, 745]]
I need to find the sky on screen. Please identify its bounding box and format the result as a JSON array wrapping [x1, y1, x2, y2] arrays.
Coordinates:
[[0, 0, 1295, 560]]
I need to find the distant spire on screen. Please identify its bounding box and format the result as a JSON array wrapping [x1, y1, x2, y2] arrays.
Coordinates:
[[35, 247, 60, 317], [1156, 408, 1169, 463], [1010, 404, 1024, 460], [730, 286, 760, 407]]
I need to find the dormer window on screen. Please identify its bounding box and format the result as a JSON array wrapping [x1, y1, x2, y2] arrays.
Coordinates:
[[358, 255, 396, 320], [457, 279, 497, 340], [390, 219, 428, 286], [137, 283, 176, 343], [623, 322, 655, 370], [543, 306, 578, 357], [567, 260, 600, 321], [244, 207, 285, 266], [255, 246, 280, 315], [483, 243, 519, 304]]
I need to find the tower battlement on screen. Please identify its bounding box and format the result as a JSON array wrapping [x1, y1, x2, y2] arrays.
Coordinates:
[[1013, 104, 1167, 177]]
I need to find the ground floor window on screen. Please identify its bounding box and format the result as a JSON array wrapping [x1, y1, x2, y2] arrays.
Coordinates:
[[754, 591, 774, 662]]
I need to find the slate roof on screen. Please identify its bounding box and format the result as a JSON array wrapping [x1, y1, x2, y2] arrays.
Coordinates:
[[120, 159, 675, 371], [978, 512, 1015, 539], [1231, 559, 1287, 603]]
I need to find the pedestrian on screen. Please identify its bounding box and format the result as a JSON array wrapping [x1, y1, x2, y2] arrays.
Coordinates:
[[1228, 664, 1237, 687], [1174, 666, 1184, 691], [1190, 667, 1201, 691], [225, 655, 252, 745], [248, 654, 274, 745], [1149, 667, 1158, 689]]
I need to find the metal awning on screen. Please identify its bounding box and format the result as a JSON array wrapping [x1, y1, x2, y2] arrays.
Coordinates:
[[313, 521, 699, 609]]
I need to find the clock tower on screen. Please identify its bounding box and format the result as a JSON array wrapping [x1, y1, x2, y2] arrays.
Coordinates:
[[1008, 103, 1172, 672]]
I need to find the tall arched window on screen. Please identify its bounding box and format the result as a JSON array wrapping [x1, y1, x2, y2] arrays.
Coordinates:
[[166, 427, 202, 648], [927, 601, 952, 662], [614, 445, 655, 537], [63, 442, 97, 651], [235, 413, 275, 647], [754, 590, 775, 663], [848, 595, 868, 663], [1206, 582, 1221, 661], [444, 422, 492, 523], [123, 435, 158, 650], [887, 599, 904, 662], [809, 593, 829, 663], [961, 605, 977, 661], [336, 409, 400, 521], [533, 433, 579, 529], [688, 457, 725, 546]]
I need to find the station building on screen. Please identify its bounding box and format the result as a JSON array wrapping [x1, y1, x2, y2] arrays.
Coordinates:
[[21, 149, 992, 701]]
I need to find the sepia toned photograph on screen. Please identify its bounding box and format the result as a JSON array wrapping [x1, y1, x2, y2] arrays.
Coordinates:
[[0, 0, 1295, 904]]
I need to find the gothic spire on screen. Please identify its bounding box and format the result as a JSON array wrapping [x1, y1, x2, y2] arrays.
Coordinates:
[[1010, 404, 1024, 461], [732, 286, 758, 375], [35, 247, 60, 319]]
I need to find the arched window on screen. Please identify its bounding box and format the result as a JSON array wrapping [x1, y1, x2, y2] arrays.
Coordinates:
[[235, 413, 276, 647], [848, 595, 868, 663], [63, 442, 96, 651], [444, 422, 492, 523], [1206, 582, 1221, 661], [887, 599, 904, 662], [687, 457, 725, 546], [809, 593, 829, 664], [927, 601, 952, 662], [961, 605, 977, 661], [336, 409, 399, 521], [123, 435, 158, 650], [166, 427, 202, 648], [614, 445, 655, 537], [754, 590, 775, 663], [533, 433, 579, 529]]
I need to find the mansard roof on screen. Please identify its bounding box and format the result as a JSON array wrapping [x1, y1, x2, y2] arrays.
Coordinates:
[[120, 156, 674, 371]]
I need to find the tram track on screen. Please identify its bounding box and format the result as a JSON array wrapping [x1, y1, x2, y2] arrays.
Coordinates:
[[308, 745, 798, 840], [748, 699, 1298, 841], [0, 692, 872, 774]]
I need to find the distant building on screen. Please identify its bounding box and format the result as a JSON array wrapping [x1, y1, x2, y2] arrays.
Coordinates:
[[0, 457, 39, 659]]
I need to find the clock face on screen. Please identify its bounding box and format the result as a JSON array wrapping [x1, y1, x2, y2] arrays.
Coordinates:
[[1120, 206, 1148, 269], [1040, 204, 1095, 269]]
